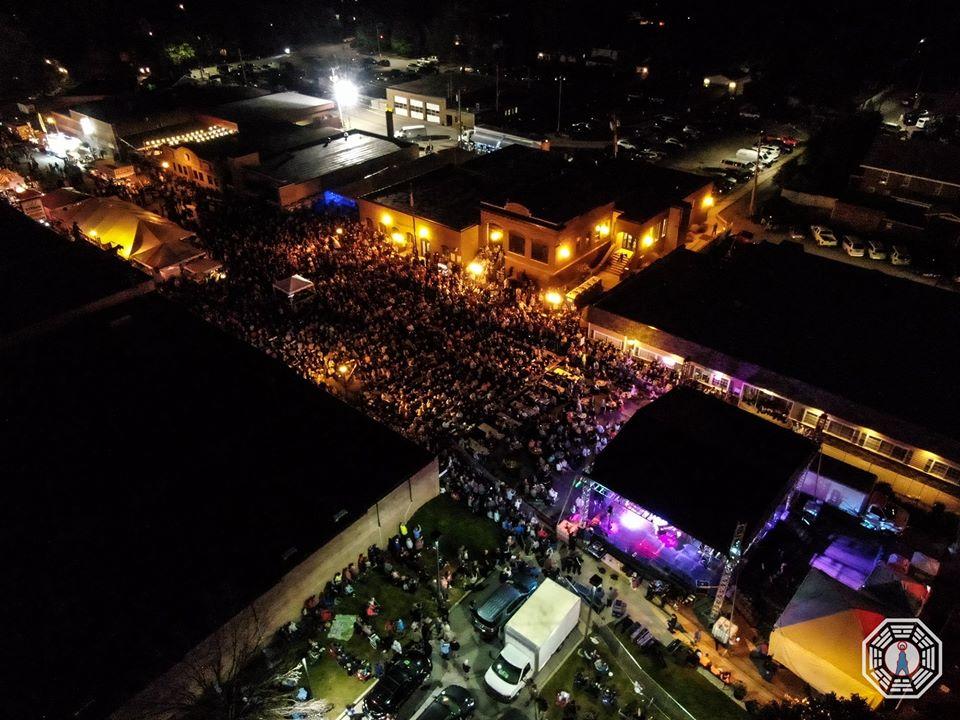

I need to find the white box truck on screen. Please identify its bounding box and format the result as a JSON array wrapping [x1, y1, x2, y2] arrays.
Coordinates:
[[484, 578, 581, 701]]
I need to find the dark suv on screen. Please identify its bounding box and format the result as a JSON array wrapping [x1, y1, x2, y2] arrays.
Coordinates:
[[471, 565, 540, 639], [364, 650, 433, 718]]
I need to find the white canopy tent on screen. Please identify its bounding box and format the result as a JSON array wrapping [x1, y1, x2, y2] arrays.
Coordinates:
[[273, 274, 315, 300]]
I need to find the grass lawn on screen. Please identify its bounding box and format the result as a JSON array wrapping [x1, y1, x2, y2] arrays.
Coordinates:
[[612, 628, 746, 720], [541, 643, 642, 720], [307, 654, 374, 714], [303, 571, 440, 712], [409, 493, 502, 558]]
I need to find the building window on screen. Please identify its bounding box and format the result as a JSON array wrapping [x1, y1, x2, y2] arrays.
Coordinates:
[[410, 99, 424, 108], [800, 409, 821, 427], [591, 329, 622, 348], [826, 419, 858, 443], [531, 241, 549, 263], [411, 110, 425, 120], [426, 108, 440, 123], [924, 458, 950, 478], [508, 232, 526, 255]]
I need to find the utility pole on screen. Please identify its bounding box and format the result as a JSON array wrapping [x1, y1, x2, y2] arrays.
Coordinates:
[[376, 24, 383, 59], [555, 76, 564, 134], [748, 129, 762, 218], [238, 48, 247, 86], [495, 63, 500, 114], [409, 183, 420, 260]]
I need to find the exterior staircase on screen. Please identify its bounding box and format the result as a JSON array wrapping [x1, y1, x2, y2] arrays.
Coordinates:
[[606, 249, 633, 277]]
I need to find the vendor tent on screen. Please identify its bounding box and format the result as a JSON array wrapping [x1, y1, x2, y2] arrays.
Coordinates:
[[273, 274, 315, 299], [1, 168, 27, 192], [52, 197, 194, 261], [769, 568, 903, 707]]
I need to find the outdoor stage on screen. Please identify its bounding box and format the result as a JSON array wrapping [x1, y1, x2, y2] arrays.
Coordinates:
[[568, 482, 727, 588]]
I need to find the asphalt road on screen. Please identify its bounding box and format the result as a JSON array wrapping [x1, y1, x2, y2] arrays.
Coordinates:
[[384, 571, 539, 720]]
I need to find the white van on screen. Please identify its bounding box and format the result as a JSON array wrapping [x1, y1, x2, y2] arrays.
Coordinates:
[[721, 157, 756, 171], [736, 148, 775, 167], [397, 125, 427, 139]]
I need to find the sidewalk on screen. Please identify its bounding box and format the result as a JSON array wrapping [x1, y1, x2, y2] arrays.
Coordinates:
[[570, 555, 806, 706]]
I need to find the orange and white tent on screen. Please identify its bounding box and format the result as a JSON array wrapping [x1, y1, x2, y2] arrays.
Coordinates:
[[769, 569, 896, 707]]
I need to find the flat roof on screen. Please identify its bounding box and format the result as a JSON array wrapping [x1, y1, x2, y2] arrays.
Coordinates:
[[471, 146, 709, 225], [213, 91, 336, 125], [1, 294, 433, 720], [252, 130, 409, 185], [590, 242, 960, 456], [861, 134, 960, 187], [389, 72, 494, 101], [363, 145, 709, 229], [0, 204, 147, 337], [590, 387, 815, 551], [364, 163, 501, 230], [72, 85, 268, 125], [615, 166, 711, 221]]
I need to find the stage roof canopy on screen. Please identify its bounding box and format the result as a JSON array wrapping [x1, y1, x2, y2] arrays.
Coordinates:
[[590, 387, 816, 551]]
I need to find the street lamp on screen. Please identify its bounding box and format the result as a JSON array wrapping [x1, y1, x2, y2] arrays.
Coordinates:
[[333, 78, 358, 130], [555, 76, 566, 134]]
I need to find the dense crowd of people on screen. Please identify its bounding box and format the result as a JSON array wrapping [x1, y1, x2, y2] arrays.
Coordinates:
[[164, 192, 679, 471]]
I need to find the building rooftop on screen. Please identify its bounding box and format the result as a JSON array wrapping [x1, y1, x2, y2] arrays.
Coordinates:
[[590, 387, 815, 552], [0, 204, 148, 338], [861, 134, 960, 187], [615, 166, 712, 222], [590, 242, 960, 457], [389, 72, 495, 102], [364, 146, 710, 229], [71, 85, 268, 126], [0, 293, 433, 720], [212, 91, 336, 127], [364, 163, 503, 230], [251, 130, 410, 185]]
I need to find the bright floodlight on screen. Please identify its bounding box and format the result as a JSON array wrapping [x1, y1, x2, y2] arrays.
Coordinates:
[[333, 78, 359, 108]]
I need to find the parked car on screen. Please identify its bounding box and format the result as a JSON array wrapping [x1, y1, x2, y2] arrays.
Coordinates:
[[890, 244, 912, 266], [842, 234, 867, 257], [364, 651, 433, 718], [866, 239, 887, 260], [811, 225, 838, 247], [639, 148, 667, 162], [416, 685, 477, 720], [788, 226, 806, 241], [375, 58, 391, 66], [471, 565, 540, 638], [663, 136, 686, 149], [734, 229, 759, 244], [616, 138, 639, 151]]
